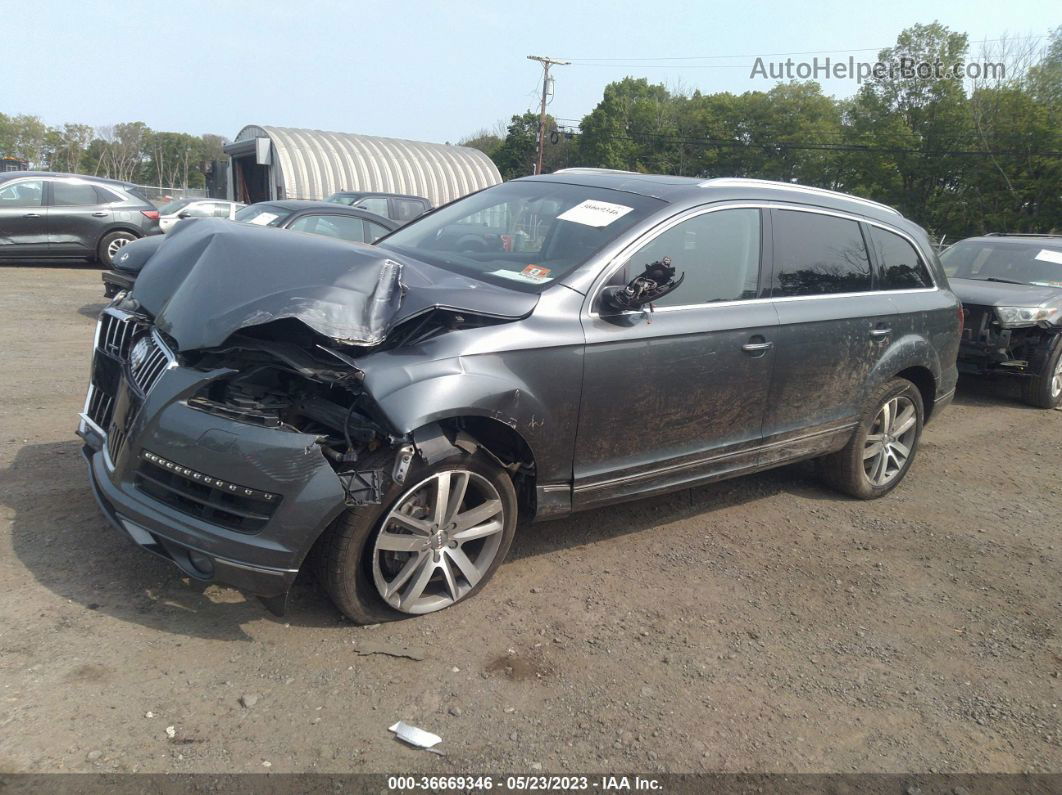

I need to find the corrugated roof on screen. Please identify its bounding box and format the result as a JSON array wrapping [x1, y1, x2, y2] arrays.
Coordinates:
[[233, 125, 501, 206]]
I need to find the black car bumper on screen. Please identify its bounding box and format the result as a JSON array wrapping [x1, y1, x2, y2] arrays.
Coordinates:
[[77, 307, 348, 604], [102, 270, 135, 299]]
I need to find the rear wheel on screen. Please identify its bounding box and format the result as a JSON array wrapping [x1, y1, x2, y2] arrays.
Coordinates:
[[319, 452, 517, 623], [1020, 338, 1062, 409], [819, 378, 924, 499], [97, 230, 137, 267]]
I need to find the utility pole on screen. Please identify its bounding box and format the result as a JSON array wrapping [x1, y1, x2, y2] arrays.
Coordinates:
[[527, 55, 570, 175]]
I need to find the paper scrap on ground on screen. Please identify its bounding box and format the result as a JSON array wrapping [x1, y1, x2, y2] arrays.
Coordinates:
[[389, 721, 442, 748], [354, 641, 426, 661], [1034, 248, 1062, 265], [557, 199, 634, 227]]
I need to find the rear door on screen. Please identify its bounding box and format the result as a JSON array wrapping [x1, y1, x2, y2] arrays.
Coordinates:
[[574, 206, 778, 508], [760, 207, 897, 462], [0, 178, 47, 257], [47, 179, 111, 256]]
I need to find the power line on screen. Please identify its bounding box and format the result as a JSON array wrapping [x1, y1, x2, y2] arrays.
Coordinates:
[[560, 34, 1049, 63]]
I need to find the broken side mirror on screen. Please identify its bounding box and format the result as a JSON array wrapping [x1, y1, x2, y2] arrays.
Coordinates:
[[600, 257, 685, 313]]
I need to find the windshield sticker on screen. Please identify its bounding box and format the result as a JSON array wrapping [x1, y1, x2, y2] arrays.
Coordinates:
[[247, 212, 278, 226], [1034, 248, 1062, 266], [557, 199, 634, 227], [490, 268, 555, 285]]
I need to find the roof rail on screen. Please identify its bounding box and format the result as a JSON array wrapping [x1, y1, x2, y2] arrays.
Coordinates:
[[984, 232, 1062, 238], [551, 167, 641, 176], [700, 177, 902, 217]]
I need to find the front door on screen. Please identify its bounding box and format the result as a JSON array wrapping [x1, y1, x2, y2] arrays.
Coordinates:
[[0, 178, 47, 257], [574, 206, 777, 509]]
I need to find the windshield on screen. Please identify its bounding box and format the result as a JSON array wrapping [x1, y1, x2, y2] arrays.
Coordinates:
[[235, 203, 293, 227], [941, 240, 1062, 288], [377, 181, 665, 291], [157, 198, 194, 216]]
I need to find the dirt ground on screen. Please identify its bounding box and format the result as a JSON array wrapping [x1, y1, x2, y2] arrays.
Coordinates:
[[0, 265, 1059, 776]]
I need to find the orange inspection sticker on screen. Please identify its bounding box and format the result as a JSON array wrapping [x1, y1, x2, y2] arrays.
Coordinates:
[[521, 265, 552, 281]]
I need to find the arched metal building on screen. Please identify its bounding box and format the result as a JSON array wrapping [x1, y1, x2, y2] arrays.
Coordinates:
[[223, 125, 501, 207]]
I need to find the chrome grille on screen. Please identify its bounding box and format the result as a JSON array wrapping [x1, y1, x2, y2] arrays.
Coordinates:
[[98, 310, 137, 360], [85, 384, 115, 430], [128, 332, 173, 396], [107, 421, 127, 462]]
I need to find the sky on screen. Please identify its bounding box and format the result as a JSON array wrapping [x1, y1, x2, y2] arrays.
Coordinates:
[[7, 0, 1059, 144]]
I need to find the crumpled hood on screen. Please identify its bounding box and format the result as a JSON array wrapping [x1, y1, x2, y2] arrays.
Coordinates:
[[131, 218, 538, 351], [950, 277, 1062, 309]]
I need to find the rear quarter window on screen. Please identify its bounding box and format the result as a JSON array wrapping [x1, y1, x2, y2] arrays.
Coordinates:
[[869, 226, 932, 289]]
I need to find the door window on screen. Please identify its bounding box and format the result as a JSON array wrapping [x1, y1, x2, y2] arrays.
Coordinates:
[[394, 199, 427, 222], [868, 226, 932, 289], [0, 180, 43, 208], [366, 221, 391, 242], [612, 208, 762, 308], [288, 214, 367, 243], [352, 197, 389, 217], [211, 203, 233, 218], [772, 210, 872, 296], [51, 181, 101, 206]]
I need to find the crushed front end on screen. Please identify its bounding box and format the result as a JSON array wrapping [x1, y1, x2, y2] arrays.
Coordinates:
[[76, 303, 393, 611], [958, 303, 1060, 379]]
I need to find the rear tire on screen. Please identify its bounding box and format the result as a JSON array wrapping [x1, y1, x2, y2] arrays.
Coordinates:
[[819, 378, 924, 499], [97, 230, 137, 267], [319, 451, 517, 624], [1020, 338, 1062, 409]]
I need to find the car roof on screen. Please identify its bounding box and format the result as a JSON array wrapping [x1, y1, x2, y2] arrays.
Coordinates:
[[248, 200, 397, 227], [0, 170, 136, 189], [524, 170, 907, 227], [329, 191, 429, 201], [953, 234, 1062, 247]]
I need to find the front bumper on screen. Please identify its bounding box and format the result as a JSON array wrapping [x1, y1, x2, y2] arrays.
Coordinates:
[[77, 308, 348, 600]]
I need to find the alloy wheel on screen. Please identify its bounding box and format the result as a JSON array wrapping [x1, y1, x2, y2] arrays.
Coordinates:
[[372, 470, 505, 614], [107, 236, 132, 260], [1052, 355, 1062, 400], [863, 395, 918, 487]]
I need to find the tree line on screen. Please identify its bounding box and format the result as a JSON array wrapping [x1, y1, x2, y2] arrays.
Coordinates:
[[0, 115, 227, 190], [463, 23, 1062, 241]]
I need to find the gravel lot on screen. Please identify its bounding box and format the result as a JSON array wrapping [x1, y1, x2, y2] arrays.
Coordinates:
[[0, 265, 1059, 775]]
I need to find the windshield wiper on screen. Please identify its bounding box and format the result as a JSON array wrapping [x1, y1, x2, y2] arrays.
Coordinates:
[[974, 276, 1028, 285]]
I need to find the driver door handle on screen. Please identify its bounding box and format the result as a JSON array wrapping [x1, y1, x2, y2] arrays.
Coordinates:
[[23, 212, 41, 218], [741, 341, 774, 353], [91, 211, 108, 217], [870, 327, 892, 337]]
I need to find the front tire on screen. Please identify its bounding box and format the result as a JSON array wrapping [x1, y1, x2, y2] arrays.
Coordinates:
[[97, 230, 137, 267], [819, 377, 924, 499], [1021, 338, 1062, 409], [319, 452, 517, 623]]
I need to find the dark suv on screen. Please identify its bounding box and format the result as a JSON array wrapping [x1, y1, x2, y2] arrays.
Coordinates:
[[941, 234, 1062, 408], [325, 191, 431, 224], [77, 172, 960, 622], [0, 171, 160, 266]]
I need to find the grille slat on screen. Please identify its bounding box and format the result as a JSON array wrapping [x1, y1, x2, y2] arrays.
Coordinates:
[[128, 333, 173, 396]]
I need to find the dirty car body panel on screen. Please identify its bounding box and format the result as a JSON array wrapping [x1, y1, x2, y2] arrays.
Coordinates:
[[77, 173, 961, 614]]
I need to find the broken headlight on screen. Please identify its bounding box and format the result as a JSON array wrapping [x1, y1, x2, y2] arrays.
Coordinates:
[[994, 306, 1055, 328]]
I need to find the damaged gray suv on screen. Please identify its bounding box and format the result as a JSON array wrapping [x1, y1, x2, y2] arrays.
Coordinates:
[[78, 171, 961, 622]]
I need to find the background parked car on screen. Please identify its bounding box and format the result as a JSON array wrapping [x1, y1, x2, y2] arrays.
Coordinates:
[[324, 191, 431, 225], [0, 171, 160, 266], [157, 198, 245, 233], [940, 233, 1062, 408], [101, 200, 398, 297], [235, 200, 397, 243]]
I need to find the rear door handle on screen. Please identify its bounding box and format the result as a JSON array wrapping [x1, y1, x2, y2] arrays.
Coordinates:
[[23, 212, 41, 218], [91, 211, 108, 217], [870, 327, 892, 338], [741, 341, 774, 352]]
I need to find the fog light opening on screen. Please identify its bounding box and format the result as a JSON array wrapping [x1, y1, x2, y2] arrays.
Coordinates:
[[187, 551, 215, 578]]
